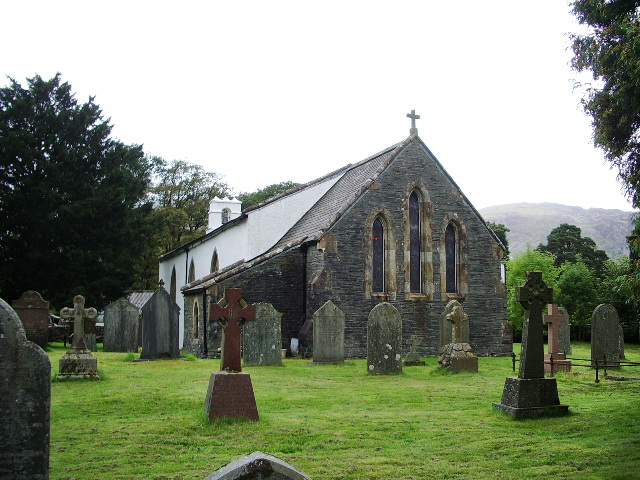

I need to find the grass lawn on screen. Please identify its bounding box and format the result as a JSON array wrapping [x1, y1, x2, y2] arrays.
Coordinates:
[[47, 342, 640, 480]]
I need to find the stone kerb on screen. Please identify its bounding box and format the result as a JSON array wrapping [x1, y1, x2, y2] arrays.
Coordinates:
[[103, 297, 140, 352], [312, 300, 345, 363], [203, 451, 312, 480], [367, 302, 402, 375], [591, 303, 620, 367], [0, 297, 51, 480], [243, 302, 283, 367]]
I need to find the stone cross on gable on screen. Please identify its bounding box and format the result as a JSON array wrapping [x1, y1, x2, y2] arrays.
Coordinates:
[[60, 295, 97, 352], [407, 110, 420, 135], [209, 288, 256, 372], [544, 304, 569, 355], [446, 304, 468, 344], [516, 272, 553, 379]]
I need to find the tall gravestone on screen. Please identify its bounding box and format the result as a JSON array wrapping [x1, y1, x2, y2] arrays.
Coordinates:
[[367, 302, 402, 375], [103, 298, 140, 352], [203, 451, 312, 480], [312, 300, 345, 363], [493, 272, 569, 419], [543, 304, 571, 373], [243, 302, 283, 366], [558, 306, 572, 355], [140, 285, 180, 359], [58, 295, 99, 379], [12, 290, 50, 349], [0, 298, 51, 480], [591, 303, 620, 367], [205, 288, 259, 421]]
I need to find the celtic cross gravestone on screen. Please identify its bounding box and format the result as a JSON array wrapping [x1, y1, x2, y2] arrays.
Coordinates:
[[58, 295, 99, 379]]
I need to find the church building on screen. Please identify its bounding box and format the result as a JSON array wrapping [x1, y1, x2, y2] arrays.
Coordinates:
[[158, 113, 512, 358]]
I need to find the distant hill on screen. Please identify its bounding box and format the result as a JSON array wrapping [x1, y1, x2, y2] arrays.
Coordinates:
[[478, 203, 636, 260]]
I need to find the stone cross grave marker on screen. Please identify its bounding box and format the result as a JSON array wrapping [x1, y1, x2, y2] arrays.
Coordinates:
[[60, 295, 97, 352], [103, 297, 140, 352], [210, 288, 257, 372], [591, 303, 620, 367], [367, 302, 402, 375], [439, 300, 461, 348], [404, 334, 423, 366], [242, 302, 282, 367], [516, 272, 553, 379], [446, 303, 469, 344], [0, 298, 51, 480], [312, 300, 345, 363], [12, 290, 50, 349]]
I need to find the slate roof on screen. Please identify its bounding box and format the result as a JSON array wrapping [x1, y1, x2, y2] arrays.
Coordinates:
[[127, 291, 154, 310]]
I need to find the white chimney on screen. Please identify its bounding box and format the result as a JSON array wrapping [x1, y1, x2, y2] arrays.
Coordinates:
[[207, 197, 242, 232]]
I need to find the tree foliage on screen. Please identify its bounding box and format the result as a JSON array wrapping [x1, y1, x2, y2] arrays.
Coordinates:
[[571, 0, 640, 207], [238, 181, 301, 210], [536, 223, 608, 277], [556, 260, 598, 340], [0, 74, 154, 309], [487, 221, 510, 259]]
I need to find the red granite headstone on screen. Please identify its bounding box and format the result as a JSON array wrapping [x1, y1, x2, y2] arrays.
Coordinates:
[[12, 291, 50, 349], [543, 304, 572, 373]]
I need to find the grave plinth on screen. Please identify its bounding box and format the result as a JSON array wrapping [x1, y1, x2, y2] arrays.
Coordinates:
[[58, 295, 99, 380], [493, 272, 569, 419], [205, 288, 259, 421]]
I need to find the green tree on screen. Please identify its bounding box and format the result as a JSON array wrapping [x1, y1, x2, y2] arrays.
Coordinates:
[[506, 248, 561, 338], [597, 257, 640, 342], [487, 221, 510, 260], [557, 260, 598, 341], [571, 0, 640, 207], [238, 181, 301, 210], [0, 74, 154, 309], [537, 223, 608, 277]]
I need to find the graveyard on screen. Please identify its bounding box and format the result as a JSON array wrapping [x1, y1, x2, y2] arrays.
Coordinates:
[[43, 341, 640, 480]]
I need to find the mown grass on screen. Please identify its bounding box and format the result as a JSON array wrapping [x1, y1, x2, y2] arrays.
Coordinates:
[[47, 342, 640, 480]]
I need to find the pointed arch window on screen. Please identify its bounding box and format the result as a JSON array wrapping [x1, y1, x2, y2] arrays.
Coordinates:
[[211, 249, 219, 274], [193, 300, 200, 339], [445, 223, 457, 294], [373, 218, 385, 292], [170, 266, 177, 303], [188, 259, 196, 283], [409, 191, 421, 293]]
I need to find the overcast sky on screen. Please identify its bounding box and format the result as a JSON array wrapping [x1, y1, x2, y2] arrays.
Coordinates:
[[3, 1, 635, 211]]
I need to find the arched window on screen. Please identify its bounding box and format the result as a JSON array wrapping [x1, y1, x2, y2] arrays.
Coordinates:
[[221, 208, 230, 224], [193, 300, 200, 339], [170, 266, 177, 303], [211, 249, 219, 274], [409, 191, 421, 293], [188, 259, 196, 283], [445, 223, 457, 293], [373, 218, 385, 292]]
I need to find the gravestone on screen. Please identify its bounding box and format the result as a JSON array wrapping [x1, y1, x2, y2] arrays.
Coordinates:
[[103, 297, 140, 352], [558, 306, 572, 355], [493, 272, 569, 419], [58, 295, 99, 379], [367, 302, 402, 375], [312, 300, 345, 363], [591, 304, 620, 368], [205, 288, 259, 421], [12, 290, 50, 349], [140, 285, 180, 359], [203, 451, 312, 480], [404, 334, 424, 366], [543, 304, 571, 373], [243, 302, 283, 366], [439, 300, 466, 347], [0, 298, 51, 480], [83, 313, 98, 352], [438, 303, 478, 372]]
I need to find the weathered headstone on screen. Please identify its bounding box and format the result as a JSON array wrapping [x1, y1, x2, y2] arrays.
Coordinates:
[[312, 300, 345, 363], [203, 451, 312, 480], [438, 303, 478, 372], [103, 297, 140, 352], [558, 306, 572, 355], [243, 302, 283, 366], [12, 290, 50, 349], [205, 288, 259, 421], [493, 272, 569, 419], [58, 295, 99, 379], [0, 298, 51, 480], [543, 304, 571, 373], [404, 334, 424, 366], [367, 302, 402, 375], [591, 303, 620, 368], [140, 285, 180, 359]]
